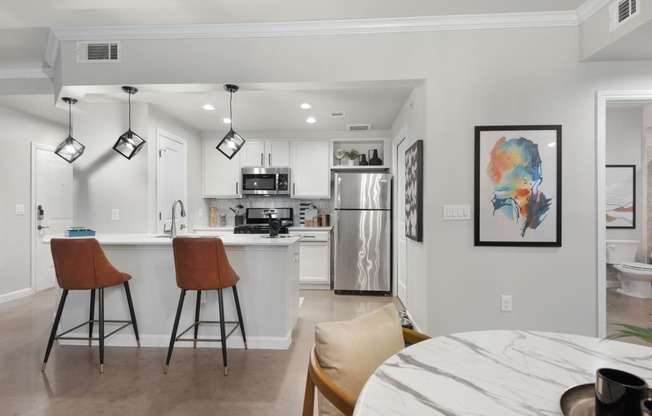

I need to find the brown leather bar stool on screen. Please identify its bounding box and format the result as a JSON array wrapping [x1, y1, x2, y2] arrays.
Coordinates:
[[42, 238, 140, 373], [164, 237, 247, 376]]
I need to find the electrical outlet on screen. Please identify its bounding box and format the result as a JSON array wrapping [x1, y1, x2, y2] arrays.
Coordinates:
[[15, 204, 25, 215], [501, 295, 512, 312], [111, 209, 120, 221], [198, 209, 204, 219]]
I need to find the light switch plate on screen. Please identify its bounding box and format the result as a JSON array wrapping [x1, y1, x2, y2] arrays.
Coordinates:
[[111, 209, 120, 221], [15, 204, 25, 215], [443, 204, 471, 220]]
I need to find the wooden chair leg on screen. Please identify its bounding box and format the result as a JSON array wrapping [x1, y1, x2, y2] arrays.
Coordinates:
[[42, 289, 69, 371], [217, 288, 228, 376], [88, 289, 96, 346], [123, 282, 141, 347], [302, 368, 316, 416], [232, 285, 247, 349], [99, 288, 105, 373], [194, 290, 202, 348], [164, 289, 186, 374]]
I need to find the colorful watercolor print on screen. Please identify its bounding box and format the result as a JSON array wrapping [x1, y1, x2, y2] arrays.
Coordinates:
[[487, 136, 552, 237]]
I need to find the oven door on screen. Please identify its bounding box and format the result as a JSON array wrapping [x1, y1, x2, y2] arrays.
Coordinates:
[[242, 173, 278, 195]]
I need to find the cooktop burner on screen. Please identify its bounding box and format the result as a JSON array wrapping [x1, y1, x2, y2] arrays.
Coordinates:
[[234, 225, 289, 234]]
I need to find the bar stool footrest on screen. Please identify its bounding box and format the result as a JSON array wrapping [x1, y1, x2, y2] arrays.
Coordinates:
[[175, 320, 241, 343]]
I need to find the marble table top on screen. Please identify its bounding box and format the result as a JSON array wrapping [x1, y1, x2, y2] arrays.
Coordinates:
[[354, 330, 652, 416]]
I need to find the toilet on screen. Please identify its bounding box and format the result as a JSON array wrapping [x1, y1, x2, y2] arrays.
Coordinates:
[[606, 240, 652, 299]]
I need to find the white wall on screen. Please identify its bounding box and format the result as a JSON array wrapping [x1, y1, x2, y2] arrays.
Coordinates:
[[605, 107, 645, 259], [390, 84, 428, 330], [0, 106, 66, 301], [45, 24, 652, 336]]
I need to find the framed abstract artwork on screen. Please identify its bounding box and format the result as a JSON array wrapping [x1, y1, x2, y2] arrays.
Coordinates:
[[474, 125, 562, 247], [405, 140, 423, 242], [606, 164, 635, 229]]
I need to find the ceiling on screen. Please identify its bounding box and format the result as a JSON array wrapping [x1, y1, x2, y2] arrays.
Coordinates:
[[0, 0, 596, 133]]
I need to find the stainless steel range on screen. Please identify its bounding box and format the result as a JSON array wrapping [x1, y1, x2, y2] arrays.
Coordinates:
[[233, 207, 293, 234]]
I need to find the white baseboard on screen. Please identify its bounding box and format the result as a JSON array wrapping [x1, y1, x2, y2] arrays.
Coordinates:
[[0, 288, 32, 304]]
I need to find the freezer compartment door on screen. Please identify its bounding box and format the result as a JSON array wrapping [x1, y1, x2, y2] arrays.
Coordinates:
[[334, 172, 391, 210], [334, 210, 391, 292]]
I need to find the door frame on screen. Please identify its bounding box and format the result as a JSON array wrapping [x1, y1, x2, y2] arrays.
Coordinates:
[[156, 128, 188, 234], [391, 124, 408, 298], [596, 90, 652, 337], [31, 143, 55, 293]]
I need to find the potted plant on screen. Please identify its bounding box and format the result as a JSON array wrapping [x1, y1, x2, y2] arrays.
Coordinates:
[[343, 149, 359, 166], [608, 324, 652, 344]]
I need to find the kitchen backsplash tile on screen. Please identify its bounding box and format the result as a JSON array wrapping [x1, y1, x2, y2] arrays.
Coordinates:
[[210, 197, 333, 226]]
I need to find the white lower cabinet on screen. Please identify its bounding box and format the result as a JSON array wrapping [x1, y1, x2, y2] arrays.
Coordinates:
[[298, 231, 331, 289]]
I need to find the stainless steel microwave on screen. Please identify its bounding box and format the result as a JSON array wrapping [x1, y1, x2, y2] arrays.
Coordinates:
[[241, 167, 291, 196]]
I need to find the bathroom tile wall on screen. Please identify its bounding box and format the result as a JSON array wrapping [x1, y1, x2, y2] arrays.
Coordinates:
[[210, 197, 333, 227]]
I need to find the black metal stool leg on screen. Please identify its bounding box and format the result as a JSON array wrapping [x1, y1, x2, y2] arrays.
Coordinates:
[[123, 282, 141, 347], [42, 289, 69, 371], [164, 289, 186, 374], [217, 288, 228, 376], [232, 286, 247, 349], [98, 288, 105, 373], [194, 290, 202, 348], [88, 289, 96, 346]]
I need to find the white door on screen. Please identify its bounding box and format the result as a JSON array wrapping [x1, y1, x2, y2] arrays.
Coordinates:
[[397, 137, 409, 304], [157, 130, 187, 234], [32, 144, 73, 292]]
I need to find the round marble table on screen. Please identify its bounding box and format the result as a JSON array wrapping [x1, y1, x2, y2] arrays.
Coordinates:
[[354, 330, 652, 415]]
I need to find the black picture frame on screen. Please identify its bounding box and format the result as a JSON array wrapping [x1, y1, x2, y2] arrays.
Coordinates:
[[606, 164, 636, 229], [406, 140, 423, 242], [474, 125, 562, 247]]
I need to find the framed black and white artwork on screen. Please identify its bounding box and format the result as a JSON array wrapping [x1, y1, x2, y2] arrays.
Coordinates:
[[406, 140, 423, 242]]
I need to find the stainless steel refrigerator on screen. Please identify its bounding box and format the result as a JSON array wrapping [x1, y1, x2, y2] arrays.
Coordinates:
[[334, 172, 392, 294]]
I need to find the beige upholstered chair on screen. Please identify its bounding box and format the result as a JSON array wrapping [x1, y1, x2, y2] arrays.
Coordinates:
[[302, 304, 430, 416]]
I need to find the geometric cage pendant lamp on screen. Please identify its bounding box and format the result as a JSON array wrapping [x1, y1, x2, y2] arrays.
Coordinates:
[[216, 84, 246, 159], [113, 86, 146, 159], [54, 97, 85, 163]]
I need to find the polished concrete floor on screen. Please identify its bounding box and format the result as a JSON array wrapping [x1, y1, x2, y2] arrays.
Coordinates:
[[0, 289, 398, 416]]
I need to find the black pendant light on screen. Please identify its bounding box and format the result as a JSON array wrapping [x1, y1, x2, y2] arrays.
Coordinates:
[[216, 84, 246, 159], [54, 97, 85, 163], [113, 86, 146, 159]]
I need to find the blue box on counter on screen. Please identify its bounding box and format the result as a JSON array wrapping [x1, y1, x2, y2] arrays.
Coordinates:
[[65, 229, 96, 237]]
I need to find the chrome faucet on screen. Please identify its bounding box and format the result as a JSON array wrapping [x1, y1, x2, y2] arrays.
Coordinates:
[[170, 199, 186, 238]]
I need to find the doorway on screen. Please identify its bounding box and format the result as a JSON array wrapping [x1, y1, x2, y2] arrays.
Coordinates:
[[31, 143, 73, 292], [596, 91, 652, 338], [157, 129, 188, 234]]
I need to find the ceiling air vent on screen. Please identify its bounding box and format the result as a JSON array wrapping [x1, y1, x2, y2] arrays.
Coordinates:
[[330, 111, 345, 118], [610, 0, 640, 31], [76, 41, 121, 63], [346, 124, 372, 131]]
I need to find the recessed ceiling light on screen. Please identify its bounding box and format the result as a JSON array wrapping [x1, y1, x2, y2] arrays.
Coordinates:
[[300, 103, 312, 110], [223, 118, 231, 124], [306, 117, 317, 124], [203, 104, 215, 111]]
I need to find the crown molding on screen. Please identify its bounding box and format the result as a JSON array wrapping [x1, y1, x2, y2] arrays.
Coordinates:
[[0, 67, 51, 80], [46, 11, 578, 66], [576, 0, 610, 24]]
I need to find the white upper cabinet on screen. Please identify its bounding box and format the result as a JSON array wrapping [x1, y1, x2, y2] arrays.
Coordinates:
[[241, 140, 291, 167], [202, 138, 242, 198], [291, 140, 330, 199]]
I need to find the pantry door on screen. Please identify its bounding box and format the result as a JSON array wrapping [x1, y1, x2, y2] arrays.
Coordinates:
[[157, 129, 187, 234]]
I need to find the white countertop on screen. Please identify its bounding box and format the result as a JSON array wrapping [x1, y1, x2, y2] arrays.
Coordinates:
[[44, 233, 301, 246]]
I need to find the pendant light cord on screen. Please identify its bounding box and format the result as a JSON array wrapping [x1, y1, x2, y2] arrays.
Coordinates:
[[68, 100, 72, 136], [128, 92, 132, 130], [229, 91, 233, 128]]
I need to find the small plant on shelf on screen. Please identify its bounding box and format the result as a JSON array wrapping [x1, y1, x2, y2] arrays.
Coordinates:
[[342, 149, 359, 160]]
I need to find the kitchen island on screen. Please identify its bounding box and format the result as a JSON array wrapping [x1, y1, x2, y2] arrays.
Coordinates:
[[44, 233, 301, 350]]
